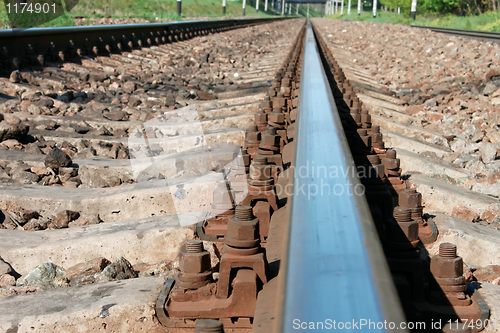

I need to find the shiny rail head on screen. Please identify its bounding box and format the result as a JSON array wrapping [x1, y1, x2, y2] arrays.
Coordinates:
[[278, 22, 408, 333]]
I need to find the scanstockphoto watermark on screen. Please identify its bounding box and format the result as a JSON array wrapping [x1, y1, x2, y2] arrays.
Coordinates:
[[247, 162, 373, 198], [274, 178, 366, 199], [292, 319, 427, 330]]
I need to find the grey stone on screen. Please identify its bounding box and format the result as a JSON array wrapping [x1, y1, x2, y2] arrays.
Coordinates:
[[0, 122, 29, 142], [12, 171, 40, 184], [95, 257, 136, 283], [424, 98, 437, 107], [0, 256, 13, 275], [16, 263, 69, 290], [27, 104, 42, 115], [23, 216, 50, 231], [9, 71, 22, 83], [480, 142, 497, 163], [453, 154, 478, 167], [44, 148, 72, 169], [103, 110, 128, 121], [483, 82, 498, 95], [0, 209, 18, 230], [68, 214, 101, 227]]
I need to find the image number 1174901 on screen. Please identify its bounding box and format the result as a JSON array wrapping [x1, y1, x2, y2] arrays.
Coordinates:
[[6, 1, 56, 13], [2, 0, 79, 29]]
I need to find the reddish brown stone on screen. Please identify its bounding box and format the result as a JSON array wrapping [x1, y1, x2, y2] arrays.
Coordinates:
[[197, 91, 216, 100], [405, 105, 423, 115], [50, 210, 80, 229], [66, 257, 111, 281], [0, 274, 15, 286], [451, 206, 480, 222], [473, 265, 500, 282]]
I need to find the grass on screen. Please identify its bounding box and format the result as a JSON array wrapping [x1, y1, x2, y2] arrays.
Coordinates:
[[0, 0, 280, 29], [327, 8, 500, 32]]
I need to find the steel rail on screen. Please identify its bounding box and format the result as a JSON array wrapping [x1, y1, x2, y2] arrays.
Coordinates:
[[411, 25, 500, 42], [0, 17, 287, 73], [276, 22, 407, 332]]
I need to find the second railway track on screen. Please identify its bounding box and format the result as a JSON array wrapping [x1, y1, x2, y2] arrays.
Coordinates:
[[0, 17, 494, 332]]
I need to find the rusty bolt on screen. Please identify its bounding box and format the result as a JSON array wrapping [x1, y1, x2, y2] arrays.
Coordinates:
[[241, 148, 250, 167], [249, 164, 272, 180], [364, 155, 384, 179], [261, 130, 280, 146], [361, 113, 371, 124], [370, 125, 384, 145], [195, 319, 224, 333], [254, 111, 267, 124], [179, 240, 211, 275], [225, 206, 260, 248], [382, 150, 401, 170], [273, 94, 286, 108], [272, 79, 281, 90], [282, 75, 291, 87], [393, 206, 419, 242], [262, 99, 273, 112], [269, 112, 285, 124], [366, 154, 380, 165], [398, 188, 422, 208], [430, 243, 463, 279], [357, 129, 371, 148]]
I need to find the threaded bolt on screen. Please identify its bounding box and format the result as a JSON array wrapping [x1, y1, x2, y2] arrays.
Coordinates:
[[439, 243, 457, 258], [367, 155, 380, 165], [357, 128, 367, 136], [186, 240, 203, 253], [393, 206, 412, 223], [254, 155, 267, 164], [195, 319, 224, 333], [235, 205, 254, 221], [248, 125, 258, 132], [265, 126, 277, 135], [386, 149, 396, 159]]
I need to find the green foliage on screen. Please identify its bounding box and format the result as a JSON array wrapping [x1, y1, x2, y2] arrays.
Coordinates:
[[0, 0, 279, 28], [329, 8, 500, 32], [419, 0, 461, 13]]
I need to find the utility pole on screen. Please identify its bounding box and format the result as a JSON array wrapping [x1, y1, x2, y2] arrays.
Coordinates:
[[348, 0, 351, 14], [289, 2, 292, 14], [243, 0, 246, 15], [372, 0, 377, 16], [265, 0, 268, 11], [307, 3, 309, 17], [411, 0, 417, 19], [282, 0, 285, 14], [177, 0, 182, 16], [297, 3, 299, 14], [222, 0, 226, 14], [256, 0, 259, 11], [357, 0, 361, 15], [341, 0, 344, 15]]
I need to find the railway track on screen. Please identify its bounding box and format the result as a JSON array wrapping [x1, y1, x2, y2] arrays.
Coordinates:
[[0, 17, 493, 332], [411, 25, 500, 42]]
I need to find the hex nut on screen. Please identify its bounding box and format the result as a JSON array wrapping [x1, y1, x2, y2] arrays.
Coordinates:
[[179, 251, 211, 274]]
